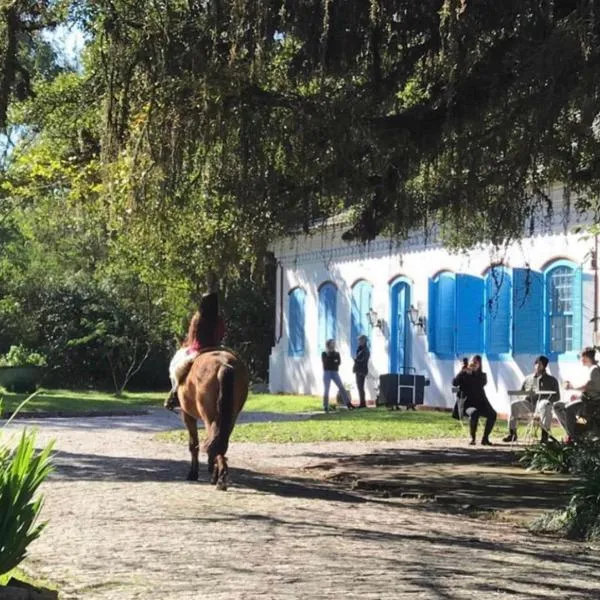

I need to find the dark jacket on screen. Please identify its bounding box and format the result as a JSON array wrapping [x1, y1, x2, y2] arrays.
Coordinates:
[[353, 346, 370, 375], [453, 369, 489, 412], [322, 351, 341, 372], [521, 372, 560, 403]]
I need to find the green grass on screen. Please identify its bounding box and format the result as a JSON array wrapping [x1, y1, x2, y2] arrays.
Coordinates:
[[159, 407, 517, 444], [244, 393, 322, 413], [0, 390, 322, 417], [0, 388, 165, 416]]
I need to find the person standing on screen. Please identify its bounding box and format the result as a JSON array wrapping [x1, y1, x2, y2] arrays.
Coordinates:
[[452, 355, 497, 445], [353, 335, 370, 409], [322, 339, 353, 412]]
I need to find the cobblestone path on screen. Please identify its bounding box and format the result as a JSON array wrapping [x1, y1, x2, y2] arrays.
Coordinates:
[[5, 411, 600, 599]]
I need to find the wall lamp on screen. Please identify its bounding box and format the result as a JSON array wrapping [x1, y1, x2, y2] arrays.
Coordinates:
[[367, 308, 384, 330], [407, 304, 426, 333]]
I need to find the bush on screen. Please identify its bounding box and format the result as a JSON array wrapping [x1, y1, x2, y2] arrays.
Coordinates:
[[525, 438, 600, 541], [0, 400, 54, 577], [0, 345, 47, 368]]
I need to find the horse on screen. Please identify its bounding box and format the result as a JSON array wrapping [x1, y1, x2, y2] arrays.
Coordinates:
[[178, 348, 249, 490]]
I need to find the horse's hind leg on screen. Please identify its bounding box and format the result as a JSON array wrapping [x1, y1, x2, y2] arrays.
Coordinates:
[[215, 455, 228, 491], [182, 412, 199, 481]]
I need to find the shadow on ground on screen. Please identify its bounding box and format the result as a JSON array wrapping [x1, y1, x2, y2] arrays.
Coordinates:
[[49, 449, 373, 504], [306, 446, 574, 515]]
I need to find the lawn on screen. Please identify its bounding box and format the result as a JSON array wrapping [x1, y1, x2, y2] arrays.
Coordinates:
[[159, 407, 517, 444], [0, 390, 322, 417], [244, 393, 322, 413], [0, 388, 165, 417]]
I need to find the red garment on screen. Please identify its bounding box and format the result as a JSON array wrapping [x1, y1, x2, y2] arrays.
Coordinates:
[[187, 316, 225, 353]]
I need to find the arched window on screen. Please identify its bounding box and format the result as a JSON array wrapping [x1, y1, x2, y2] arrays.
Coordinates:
[[318, 282, 337, 351], [485, 267, 512, 355], [288, 287, 306, 357], [545, 261, 582, 355], [350, 280, 373, 355]]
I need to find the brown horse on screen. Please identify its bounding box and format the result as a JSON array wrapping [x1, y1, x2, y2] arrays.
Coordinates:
[[178, 348, 249, 489]]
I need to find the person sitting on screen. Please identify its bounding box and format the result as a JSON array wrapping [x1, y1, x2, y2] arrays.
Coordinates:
[[452, 355, 496, 446], [322, 339, 353, 412], [164, 273, 225, 411], [554, 347, 600, 441], [503, 355, 559, 443], [353, 335, 370, 409]]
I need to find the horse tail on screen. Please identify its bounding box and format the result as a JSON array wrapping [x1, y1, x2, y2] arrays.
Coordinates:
[[206, 362, 235, 458]]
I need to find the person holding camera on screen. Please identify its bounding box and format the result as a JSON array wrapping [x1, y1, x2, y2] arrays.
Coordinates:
[[452, 355, 496, 445]]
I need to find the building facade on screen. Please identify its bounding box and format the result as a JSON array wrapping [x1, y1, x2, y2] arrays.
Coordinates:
[[268, 187, 599, 414]]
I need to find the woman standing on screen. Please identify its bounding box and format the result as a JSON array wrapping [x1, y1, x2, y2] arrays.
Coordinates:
[[452, 355, 496, 445], [353, 335, 370, 409], [322, 339, 353, 412]]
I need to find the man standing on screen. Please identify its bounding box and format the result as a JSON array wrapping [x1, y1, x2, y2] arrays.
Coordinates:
[[353, 335, 370, 409], [503, 355, 559, 443], [555, 347, 600, 441]]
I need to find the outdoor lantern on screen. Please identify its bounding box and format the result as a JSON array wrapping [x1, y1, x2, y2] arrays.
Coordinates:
[[407, 304, 426, 333], [367, 308, 383, 330]]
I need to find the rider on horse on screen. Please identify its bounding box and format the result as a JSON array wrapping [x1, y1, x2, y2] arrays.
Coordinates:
[[164, 272, 225, 410]]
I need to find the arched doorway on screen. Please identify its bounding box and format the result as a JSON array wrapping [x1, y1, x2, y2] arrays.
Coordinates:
[[389, 278, 412, 373]]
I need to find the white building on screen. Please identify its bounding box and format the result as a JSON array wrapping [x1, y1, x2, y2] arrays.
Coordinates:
[[268, 186, 599, 414]]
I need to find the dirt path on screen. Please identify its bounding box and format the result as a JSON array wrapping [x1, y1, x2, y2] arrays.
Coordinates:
[[4, 411, 600, 599]]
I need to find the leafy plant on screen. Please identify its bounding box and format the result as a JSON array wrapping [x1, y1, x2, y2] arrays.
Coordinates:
[[520, 439, 576, 473], [525, 438, 600, 541], [0, 346, 47, 368], [0, 396, 54, 577]]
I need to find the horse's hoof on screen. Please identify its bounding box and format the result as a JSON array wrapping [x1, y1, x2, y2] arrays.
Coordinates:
[[216, 479, 228, 491], [186, 471, 199, 481]]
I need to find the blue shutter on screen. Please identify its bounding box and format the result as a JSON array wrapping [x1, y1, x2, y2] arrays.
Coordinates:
[[513, 268, 543, 354], [351, 281, 372, 355], [435, 273, 456, 356], [572, 267, 583, 350], [288, 288, 306, 357], [456, 274, 484, 354], [361, 282, 373, 342], [485, 268, 512, 355], [428, 277, 438, 353], [318, 283, 337, 351]]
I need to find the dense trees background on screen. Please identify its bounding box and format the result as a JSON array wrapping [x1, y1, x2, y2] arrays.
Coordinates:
[[1, 1, 600, 390]]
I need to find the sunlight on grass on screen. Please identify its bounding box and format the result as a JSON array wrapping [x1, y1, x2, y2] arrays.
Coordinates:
[[0, 388, 165, 415], [0, 390, 322, 416], [244, 394, 322, 413], [158, 408, 517, 444]]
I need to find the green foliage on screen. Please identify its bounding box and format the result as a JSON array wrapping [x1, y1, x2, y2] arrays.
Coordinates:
[[526, 439, 600, 541], [0, 394, 54, 577], [0, 431, 54, 577], [0, 345, 47, 368], [520, 439, 576, 473]]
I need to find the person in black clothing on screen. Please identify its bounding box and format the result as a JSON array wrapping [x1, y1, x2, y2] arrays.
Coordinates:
[[353, 335, 370, 408], [452, 354, 497, 446], [322, 339, 353, 412]]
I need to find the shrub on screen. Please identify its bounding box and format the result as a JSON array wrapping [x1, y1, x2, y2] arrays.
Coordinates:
[[525, 438, 600, 541], [0, 399, 54, 577], [0, 345, 47, 368]]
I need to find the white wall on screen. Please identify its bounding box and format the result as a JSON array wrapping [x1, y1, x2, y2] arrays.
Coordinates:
[[269, 190, 598, 415]]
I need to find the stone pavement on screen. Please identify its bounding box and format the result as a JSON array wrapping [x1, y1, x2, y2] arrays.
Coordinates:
[[4, 411, 600, 599]]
